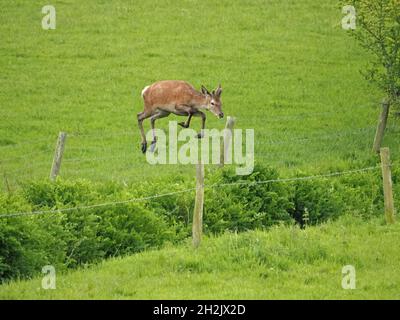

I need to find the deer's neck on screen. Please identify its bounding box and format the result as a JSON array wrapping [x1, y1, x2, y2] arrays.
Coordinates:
[[193, 92, 210, 110]]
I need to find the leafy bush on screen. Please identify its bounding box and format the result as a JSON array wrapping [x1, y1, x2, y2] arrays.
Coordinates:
[[204, 164, 294, 233], [136, 178, 194, 239], [0, 180, 178, 282], [0, 163, 396, 282], [287, 178, 343, 227], [23, 179, 98, 208], [338, 169, 384, 218], [0, 216, 50, 280]]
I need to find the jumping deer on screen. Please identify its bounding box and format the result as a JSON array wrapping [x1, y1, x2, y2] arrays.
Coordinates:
[[137, 80, 224, 153]]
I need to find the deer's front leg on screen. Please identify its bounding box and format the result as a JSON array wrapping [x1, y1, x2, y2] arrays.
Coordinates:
[[178, 113, 193, 128], [174, 105, 191, 128], [193, 111, 206, 139]]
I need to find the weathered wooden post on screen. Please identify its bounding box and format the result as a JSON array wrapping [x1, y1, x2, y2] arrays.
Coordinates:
[[219, 116, 236, 167], [50, 132, 67, 181], [373, 100, 390, 153], [192, 161, 205, 248], [380, 147, 395, 224]]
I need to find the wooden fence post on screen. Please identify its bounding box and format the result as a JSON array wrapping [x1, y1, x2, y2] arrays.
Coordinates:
[[219, 116, 236, 167], [373, 100, 390, 153], [192, 161, 205, 248], [380, 147, 395, 224], [50, 132, 67, 181]]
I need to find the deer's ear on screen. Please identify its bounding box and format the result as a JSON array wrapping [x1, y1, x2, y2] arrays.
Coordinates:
[[201, 85, 211, 96], [215, 84, 222, 97]]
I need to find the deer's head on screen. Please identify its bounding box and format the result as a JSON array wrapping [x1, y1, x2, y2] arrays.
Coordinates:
[[201, 84, 224, 119]]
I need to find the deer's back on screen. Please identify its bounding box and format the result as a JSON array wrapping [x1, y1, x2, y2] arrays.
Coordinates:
[[142, 80, 202, 108]]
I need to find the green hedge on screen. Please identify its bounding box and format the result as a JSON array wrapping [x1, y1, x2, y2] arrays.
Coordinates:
[[0, 164, 389, 282]]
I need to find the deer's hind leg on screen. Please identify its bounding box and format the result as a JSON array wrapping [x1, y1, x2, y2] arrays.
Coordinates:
[[150, 110, 170, 152], [137, 111, 151, 153]]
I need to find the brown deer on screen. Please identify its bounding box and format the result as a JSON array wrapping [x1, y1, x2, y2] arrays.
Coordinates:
[[137, 80, 224, 153]]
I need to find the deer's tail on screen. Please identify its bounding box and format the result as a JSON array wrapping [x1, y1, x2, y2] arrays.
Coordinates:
[[141, 85, 150, 99]]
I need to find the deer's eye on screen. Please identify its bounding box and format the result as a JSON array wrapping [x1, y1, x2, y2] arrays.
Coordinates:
[[211, 102, 215, 106]]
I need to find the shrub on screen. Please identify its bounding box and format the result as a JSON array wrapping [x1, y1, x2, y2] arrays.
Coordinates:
[[0, 180, 178, 282], [287, 179, 344, 226], [204, 164, 294, 233], [0, 162, 396, 282], [0, 217, 48, 280], [338, 169, 383, 218]]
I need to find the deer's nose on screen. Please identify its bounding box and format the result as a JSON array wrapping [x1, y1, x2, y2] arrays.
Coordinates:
[[218, 112, 224, 119]]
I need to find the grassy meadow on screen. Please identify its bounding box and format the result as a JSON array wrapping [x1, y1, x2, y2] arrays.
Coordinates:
[[0, 0, 399, 300], [1, 216, 399, 300], [0, 0, 399, 185]]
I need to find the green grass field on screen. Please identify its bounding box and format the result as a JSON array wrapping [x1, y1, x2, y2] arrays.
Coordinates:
[[1, 0, 399, 186], [0, 0, 399, 300], [1, 216, 399, 299]]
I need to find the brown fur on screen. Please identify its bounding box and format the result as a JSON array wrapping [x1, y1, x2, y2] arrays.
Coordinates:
[[137, 80, 223, 153]]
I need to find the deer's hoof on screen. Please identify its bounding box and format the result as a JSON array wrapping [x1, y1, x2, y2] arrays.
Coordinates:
[[141, 143, 147, 154], [178, 122, 188, 128], [196, 132, 204, 139], [150, 140, 157, 152]]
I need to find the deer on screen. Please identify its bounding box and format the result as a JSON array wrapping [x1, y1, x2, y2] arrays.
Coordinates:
[[137, 80, 224, 153]]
